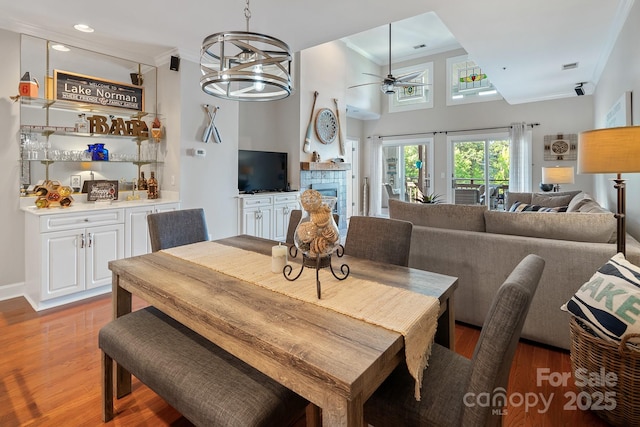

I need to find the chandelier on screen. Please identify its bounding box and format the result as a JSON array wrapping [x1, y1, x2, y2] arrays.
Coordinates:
[[200, 0, 293, 101]]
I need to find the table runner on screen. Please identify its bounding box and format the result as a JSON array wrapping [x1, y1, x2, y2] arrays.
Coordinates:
[[162, 241, 440, 400]]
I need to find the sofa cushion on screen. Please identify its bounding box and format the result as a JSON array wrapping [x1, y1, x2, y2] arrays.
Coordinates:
[[505, 190, 580, 211], [531, 193, 575, 208], [562, 253, 640, 345], [509, 202, 568, 213], [389, 199, 486, 232], [484, 210, 616, 243]]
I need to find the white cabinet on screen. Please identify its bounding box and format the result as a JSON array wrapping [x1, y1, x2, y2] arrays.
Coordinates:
[[273, 193, 300, 242], [25, 208, 125, 310], [23, 201, 180, 311], [124, 202, 180, 257], [238, 192, 299, 241]]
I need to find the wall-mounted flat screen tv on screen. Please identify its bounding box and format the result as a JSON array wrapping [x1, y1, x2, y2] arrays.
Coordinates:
[[238, 149, 288, 193]]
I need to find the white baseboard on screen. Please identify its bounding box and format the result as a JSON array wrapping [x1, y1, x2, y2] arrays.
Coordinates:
[[0, 282, 25, 302]]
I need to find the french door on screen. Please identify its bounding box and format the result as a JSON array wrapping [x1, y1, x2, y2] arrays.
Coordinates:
[[380, 138, 433, 214], [448, 133, 509, 210]]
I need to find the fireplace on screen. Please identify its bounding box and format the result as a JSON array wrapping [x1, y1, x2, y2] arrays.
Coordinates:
[[300, 170, 347, 234], [311, 183, 339, 213]]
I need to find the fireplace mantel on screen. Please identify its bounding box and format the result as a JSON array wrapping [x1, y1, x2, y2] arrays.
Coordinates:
[[300, 162, 351, 171]]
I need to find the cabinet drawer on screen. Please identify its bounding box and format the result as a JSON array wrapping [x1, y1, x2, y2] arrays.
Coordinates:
[[40, 209, 124, 232], [242, 196, 274, 208], [273, 193, 299, 205]]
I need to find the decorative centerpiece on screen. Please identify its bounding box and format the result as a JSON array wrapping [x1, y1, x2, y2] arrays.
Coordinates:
[[284, 189, 349, 298], [34, 180, 74, 208]]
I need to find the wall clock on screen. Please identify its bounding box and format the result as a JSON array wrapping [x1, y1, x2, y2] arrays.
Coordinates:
[[544, 133, 577, 160], [315, 108, 337, 144]]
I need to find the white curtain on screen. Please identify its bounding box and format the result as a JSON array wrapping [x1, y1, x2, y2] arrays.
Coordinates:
[[509, 122, 533, 192], [369, 136, 383, 217]]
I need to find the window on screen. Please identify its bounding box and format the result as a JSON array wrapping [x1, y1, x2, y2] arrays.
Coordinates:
[[389, 62, 433, 113], [446, 54, 502, 105]]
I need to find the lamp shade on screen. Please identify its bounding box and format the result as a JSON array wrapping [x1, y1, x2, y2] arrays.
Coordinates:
[[541, 166, 575, 184], [578, 126, 640, 174]]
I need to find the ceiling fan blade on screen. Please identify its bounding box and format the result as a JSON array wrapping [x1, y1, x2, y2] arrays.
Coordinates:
[[348, 82, 381, 89], [394, 82, 428, 87], [396, 70, 425, 82], [362, 72, 385, 79]]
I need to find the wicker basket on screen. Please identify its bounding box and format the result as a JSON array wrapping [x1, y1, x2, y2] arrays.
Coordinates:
[[569, 317, 640, 426]]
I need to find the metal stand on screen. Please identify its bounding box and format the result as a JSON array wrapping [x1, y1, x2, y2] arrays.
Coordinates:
[[284, 245, 349, 299]]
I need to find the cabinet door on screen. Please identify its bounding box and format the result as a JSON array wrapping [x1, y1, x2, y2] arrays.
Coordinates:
[[41, 229, 84, 300], [86, 224, 124, 289], [243, 207, 272, 239], [273, 203, 297, 242], [125, 207, 154, 257]]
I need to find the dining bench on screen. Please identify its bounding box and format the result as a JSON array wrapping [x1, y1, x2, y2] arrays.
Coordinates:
[[99, 306, 308, 426]]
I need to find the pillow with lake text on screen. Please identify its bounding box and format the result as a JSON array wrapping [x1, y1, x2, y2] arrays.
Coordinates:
[[562, 253, 640, 344]]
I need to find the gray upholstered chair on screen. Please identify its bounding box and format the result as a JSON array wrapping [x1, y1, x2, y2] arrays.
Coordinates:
[[285, 209, 303, 244], [286, 209, 339, 244], [344, 216, 413, 267], [147, 208, 209, 252], [363, 254, 545, 427]]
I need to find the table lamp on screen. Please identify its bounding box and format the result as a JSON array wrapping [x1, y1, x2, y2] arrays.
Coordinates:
[[578, 126, 640, 256], [541, 166, 575, 192]]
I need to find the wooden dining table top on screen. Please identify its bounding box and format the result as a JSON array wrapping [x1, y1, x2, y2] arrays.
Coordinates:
[[109, 235, 458, 426]]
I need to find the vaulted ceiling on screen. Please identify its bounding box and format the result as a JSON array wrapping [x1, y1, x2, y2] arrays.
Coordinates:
[[0, 0, 633, 105]]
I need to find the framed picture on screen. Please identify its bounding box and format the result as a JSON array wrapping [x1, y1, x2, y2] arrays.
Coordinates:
[[543, 133, 577, 161], [70, 175, 81, 192], [605, 91, 632, 128]]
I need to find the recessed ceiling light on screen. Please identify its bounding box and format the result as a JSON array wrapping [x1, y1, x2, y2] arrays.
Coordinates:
[[51, 44, 70, 52], [74, 24, 94, 33]]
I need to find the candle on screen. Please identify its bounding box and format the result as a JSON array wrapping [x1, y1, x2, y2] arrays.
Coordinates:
[[271, 242, 288, 273]]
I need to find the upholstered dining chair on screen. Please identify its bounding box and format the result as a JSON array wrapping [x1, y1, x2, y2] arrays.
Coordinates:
[[363, 253, 545, 427], [344, 216, 413, 267], [286, 209, 339, 244], [147, 208, 209, 252]]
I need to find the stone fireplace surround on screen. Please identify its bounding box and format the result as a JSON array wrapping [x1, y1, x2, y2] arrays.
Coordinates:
[[299, 170, 347, 234]]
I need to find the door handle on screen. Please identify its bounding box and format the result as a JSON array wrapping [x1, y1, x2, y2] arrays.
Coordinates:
[[80, 233, 85, 248], [87, 233, 93, 248]]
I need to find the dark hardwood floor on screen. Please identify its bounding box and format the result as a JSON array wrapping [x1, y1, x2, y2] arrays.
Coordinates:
[[0, 295, 610, 426]]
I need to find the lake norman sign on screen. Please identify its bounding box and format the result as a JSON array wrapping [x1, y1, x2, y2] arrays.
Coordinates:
[[54, 70, 144, 111]]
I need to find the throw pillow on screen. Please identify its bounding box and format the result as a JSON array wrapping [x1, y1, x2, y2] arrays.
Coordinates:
[[509, 201, 567, 212], [567, 192, 594, 212], [531, 193, 574, 208], [562, 253, 640, 344]]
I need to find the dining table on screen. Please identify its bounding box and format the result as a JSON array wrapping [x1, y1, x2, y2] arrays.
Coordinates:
[[109, 234, 458, 427]]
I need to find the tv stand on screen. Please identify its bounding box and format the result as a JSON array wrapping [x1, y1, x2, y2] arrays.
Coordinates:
[[237, 191, 299, 242]]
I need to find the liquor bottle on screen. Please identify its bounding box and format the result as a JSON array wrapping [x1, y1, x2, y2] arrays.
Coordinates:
[[138, 171, 148, 190], [75, 114, 89, 133], [147, 171, 158, 199]]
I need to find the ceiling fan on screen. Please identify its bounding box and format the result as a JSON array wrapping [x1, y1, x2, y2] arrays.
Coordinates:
[[349, 23, 427, 95]]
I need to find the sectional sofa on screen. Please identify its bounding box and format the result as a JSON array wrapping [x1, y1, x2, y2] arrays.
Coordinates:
[[389, 193, 640, 350]]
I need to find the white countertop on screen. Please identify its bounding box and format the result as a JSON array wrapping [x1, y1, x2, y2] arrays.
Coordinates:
[[21, 190, 180, 216]]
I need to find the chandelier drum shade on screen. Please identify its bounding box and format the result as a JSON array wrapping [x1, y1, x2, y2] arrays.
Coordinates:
[[200, 0, 292, 101]]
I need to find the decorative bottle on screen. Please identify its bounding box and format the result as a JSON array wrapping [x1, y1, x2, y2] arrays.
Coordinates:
[[138, 171, 148, 190], [75, 114, 88, 133], [91, 143, 108, 161], [147, 171, 158, 199]]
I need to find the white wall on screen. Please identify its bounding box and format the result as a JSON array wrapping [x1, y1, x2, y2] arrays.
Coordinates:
[[592, 0, 640, 239], [174, 59, 240, 239], [0, 28, 22, 299]]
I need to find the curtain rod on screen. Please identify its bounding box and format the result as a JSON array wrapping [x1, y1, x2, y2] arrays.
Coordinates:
[[375, 122, 540, 139]]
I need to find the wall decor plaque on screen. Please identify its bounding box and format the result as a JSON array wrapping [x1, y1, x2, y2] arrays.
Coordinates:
[[54, 70, 144, 111], [543, 133, 577, 161], [86, 180, 119, 201]]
